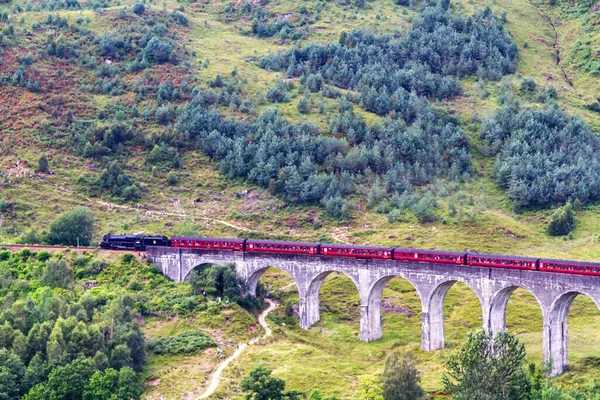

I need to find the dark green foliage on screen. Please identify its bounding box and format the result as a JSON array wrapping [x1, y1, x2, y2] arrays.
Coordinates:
[[297, 97, 310, 114], [188, 264, 245, 299], [41, 259, 72, 289], [176, 92, 470, 216], [266, 79, 289, 103], [547, 203, 575, 236], [147, 330, 215, 355], [0, 249, 149, 400], [411, 192, 437, 223], [520, 77, 537, 95], [223, 3, 313, 42], [443, 330, 530, 400], [381, 352, 427, 400], [262, 6, 517, 114], [43, 358, 96, 399], [241, 366, 305, 400], [96, 161, 142, 202], [21, 354, 45, 394], [166, 171, 179, 186], [482, 102, 600, 209], [187, 264, 265, 312], [19, 229, 41, 245], [171, 11, 188, 26], [173, 3, 520, 216], [47, 207, 94, 246], [0, 348, 25, 400], [132, 2, 144, 15], [38, 155, 49, 173]]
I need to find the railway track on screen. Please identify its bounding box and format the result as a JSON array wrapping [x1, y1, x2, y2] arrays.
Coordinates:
[[0, 244, 144, 258]]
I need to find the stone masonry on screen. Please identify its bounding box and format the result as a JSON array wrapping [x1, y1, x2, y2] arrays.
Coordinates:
[[146, 246, 600, 376]]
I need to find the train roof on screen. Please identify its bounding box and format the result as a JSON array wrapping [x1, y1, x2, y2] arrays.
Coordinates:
[[246, 239, 319, 247], [103, 233, 167, 239], [321, 243, 393, 251], [539, 258, 600, 267], [394, 248, 466, 255], [467, 252, 540, 261], [171, 236, 245, 241]]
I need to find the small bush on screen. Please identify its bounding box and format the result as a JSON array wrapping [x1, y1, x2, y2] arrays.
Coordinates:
[[547, 203, 575, 236], [133, 2, 145, 15], [122, 253, 135, 264], [86, 259, 107, 275], [37, 250, 51, 262], [38, 154, 49, 172], [147, 331, 215, 355], [167, 171, 178, 186]]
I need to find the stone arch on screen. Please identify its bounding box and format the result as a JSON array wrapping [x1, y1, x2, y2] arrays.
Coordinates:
[[180, 255, 237, 283], [301, 270, 360, 330], [362, 275, 423, 342], [546, 290, 600, 376], [245, 265, 300, 297], [488, 284, 545, 333], [423, 279, 484, 351], [183, 262, 214, 282]]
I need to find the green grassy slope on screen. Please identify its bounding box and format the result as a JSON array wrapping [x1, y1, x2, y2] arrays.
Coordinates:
[[215, 269, 600, 398], [1, 0, 600, 397], [0, 0, 599, 264]]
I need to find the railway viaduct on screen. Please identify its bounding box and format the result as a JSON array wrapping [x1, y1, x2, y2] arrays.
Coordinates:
[[146, 246, 600, 376]]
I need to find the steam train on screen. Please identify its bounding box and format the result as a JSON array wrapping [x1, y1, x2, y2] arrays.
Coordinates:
[[99, 234, 600, 277]]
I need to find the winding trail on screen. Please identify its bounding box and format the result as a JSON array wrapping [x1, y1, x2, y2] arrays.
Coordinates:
[[194, 298, 278, 399]]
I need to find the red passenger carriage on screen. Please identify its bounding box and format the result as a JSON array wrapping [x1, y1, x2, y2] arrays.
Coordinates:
[[466, 253, 538, 270], [539, 259, 600, 277], [245, 240, 319, 255], [393, 248, 465, 264], [320, 244, 392, 259], [170, 236, 245, 251]]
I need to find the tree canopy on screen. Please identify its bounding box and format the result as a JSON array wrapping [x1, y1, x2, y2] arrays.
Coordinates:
[[482, 101, 600, 210], [443, 330, 530, 400], [47, 207, 95, 246]]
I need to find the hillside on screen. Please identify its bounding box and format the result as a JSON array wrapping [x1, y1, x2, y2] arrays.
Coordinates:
[[1, 0, 600, 260], [1, 0, 600, 397]]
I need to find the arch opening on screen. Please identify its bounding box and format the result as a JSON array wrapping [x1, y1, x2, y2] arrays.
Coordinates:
[[425, 280, 483, 351], [496, 287, 544, 362], [305, 271, 361, 334], [364, 275, 422, 342], [548, 291, 600, 376]]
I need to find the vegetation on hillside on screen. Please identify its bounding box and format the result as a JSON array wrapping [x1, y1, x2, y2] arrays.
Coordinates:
[[177, 3, 520, 218], [0, 249, 145, 399], [2, 0, 600, 397]]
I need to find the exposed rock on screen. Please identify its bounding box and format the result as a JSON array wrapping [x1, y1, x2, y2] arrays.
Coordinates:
[[381, 298, 413, 317]]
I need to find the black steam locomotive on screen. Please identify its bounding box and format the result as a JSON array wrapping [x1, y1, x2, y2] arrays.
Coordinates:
[[99, 234, 170, 250]]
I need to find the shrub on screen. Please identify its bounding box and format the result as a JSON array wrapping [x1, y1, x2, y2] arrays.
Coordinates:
[[297, 97, 311, 114], [547, 203, 575, 236], [38, 155, 48, 172], [147, 331, 215, 355], [166, 171, 179, 186], [266, 79, 289, 103], [41, 258, 73, 288], [520, 78, 536, 95], [132, 1, 145, 15]]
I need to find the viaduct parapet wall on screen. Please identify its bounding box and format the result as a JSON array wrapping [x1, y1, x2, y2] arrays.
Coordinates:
[[146, 246, 600, 376]]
